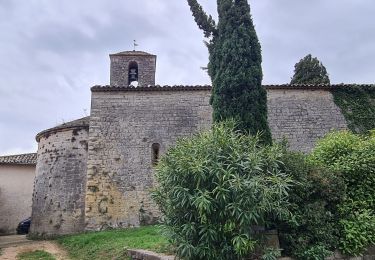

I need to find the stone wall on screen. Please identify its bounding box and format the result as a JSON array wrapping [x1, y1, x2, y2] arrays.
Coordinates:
[[0, 165, 35, 234], [127, 249, 375, 260], [267, 87, 348, 152], [85, 86, 349, 230], [30, 127, 88, 237], [85, 88, 212, 230]]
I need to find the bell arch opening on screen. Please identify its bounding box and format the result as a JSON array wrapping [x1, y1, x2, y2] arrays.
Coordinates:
[[128, 61, 138, 86]]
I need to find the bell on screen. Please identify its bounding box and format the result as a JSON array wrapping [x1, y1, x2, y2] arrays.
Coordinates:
[[129, 69, 137, 80]]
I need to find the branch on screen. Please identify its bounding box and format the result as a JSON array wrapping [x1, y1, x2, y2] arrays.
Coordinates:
[[187, 0, 217, 38]]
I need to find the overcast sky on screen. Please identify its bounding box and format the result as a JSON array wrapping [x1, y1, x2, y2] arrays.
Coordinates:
[[1, 0, 375, 155]]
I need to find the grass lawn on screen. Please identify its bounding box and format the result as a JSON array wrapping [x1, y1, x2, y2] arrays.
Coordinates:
[[57, 225, 172, 260], [17, 250, 55, 260]]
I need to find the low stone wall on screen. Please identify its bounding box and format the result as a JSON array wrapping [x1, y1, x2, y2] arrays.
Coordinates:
[[279, 246, 375, 260], [127, 249, 174, 260], [280, 251, 375, 260], [127, 247, 375, 260]]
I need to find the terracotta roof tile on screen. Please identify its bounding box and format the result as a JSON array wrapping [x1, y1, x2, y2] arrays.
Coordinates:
[[0, 153, 37, 165], [264, 83, 375, 90], [110, 51, 156, 56], [91, 84, 374, 92], [91, 85, 212, 92]]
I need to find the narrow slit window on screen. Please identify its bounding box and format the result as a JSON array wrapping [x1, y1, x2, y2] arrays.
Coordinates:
[[151, 143, 160, 166]]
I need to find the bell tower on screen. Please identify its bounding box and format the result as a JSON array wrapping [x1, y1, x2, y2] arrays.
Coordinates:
[[109, 51, 156, 87]]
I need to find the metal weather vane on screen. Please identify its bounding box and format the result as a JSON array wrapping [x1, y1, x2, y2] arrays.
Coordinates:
[[133, 40, 139, 51]]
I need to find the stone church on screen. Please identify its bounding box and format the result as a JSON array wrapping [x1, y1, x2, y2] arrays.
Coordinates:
[[30, 50, 350, 237]]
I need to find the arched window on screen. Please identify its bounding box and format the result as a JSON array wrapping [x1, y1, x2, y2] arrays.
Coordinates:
[[128, 61, 138, 85], [151, 143, 160, 166]]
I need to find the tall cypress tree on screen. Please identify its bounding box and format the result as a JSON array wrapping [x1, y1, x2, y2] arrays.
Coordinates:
[[290, 54, 330, 84], [187, 0, 272, 144]]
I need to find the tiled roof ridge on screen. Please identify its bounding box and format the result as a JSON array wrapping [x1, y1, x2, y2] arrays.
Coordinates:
[[0, 153, 37, 165], [91, 84, 375, 92], [264, 83, 375, 89], [92, 85, 211, 92], [110, 50, 155, 56], [36, 116, 90, 142]]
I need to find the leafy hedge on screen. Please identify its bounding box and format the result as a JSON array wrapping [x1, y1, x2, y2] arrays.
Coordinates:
[[152, 121, 292, 260], [274, 150, 345, 259], [309, 131, 375, 255], [332, 85, 375, 134]]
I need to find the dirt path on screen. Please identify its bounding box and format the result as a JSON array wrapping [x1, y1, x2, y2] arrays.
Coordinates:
[[0, 240, 70, 260]]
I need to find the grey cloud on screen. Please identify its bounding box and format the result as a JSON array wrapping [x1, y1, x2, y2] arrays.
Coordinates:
[[1, 0, 375, 155]]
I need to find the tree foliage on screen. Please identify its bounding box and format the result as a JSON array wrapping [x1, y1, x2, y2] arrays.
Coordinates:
[[152, 121, 292, 260], [187, 0, 272, 144], [290, 54, 330, 85]]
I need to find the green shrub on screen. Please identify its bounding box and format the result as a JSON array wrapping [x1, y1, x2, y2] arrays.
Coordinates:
[[152, 121, 293, 260], [274, 151, 345, 259], [339, 209, 375, 256], [308, 131, 362, 168], [309, 131, 375, 255], [261, 248, 282, 260], [296, 245, 333, 260]]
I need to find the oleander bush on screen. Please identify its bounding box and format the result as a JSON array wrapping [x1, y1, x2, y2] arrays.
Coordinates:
[[309, 130, 375, 256], [152, 121, 293, 260]]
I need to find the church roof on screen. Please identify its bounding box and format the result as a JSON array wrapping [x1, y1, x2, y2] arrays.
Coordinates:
[[91, 85, 212, 92], [264, 83, 374, 90], [36, 116, 90, 142], [0, 153, 37, 165], [110, 51, 156, 56], [91, 84, 374, 92]]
